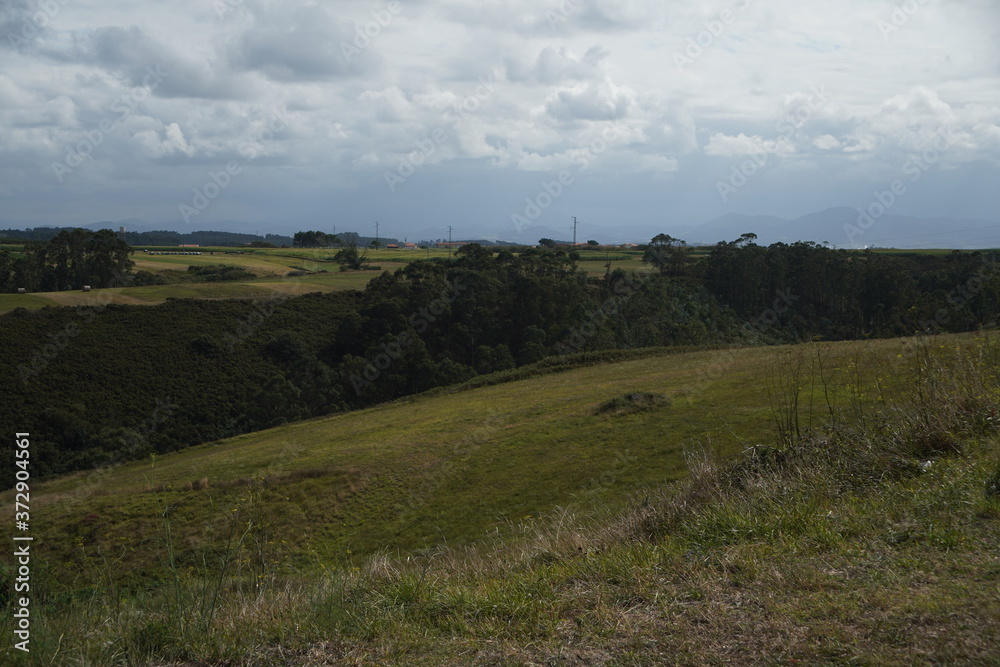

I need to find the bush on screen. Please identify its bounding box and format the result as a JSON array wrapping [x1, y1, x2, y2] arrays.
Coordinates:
[[131, 270, 168, 287], [185, 265, 257, 282], [593, 391, 669, 416]]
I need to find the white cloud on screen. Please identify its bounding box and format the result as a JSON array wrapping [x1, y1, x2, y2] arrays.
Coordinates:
[[545, 79, 636, 121], [0, 0, 997, 231], [814, 134, 840, 150], [704, 133, 794, 158], [133, 122, 195, 159]]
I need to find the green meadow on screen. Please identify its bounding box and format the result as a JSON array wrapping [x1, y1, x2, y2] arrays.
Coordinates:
[[0, 246, 655, 313], [4, 331, 999, 663]]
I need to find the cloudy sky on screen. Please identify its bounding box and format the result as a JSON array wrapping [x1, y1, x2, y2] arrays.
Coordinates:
[[1, 0, 998, 242]]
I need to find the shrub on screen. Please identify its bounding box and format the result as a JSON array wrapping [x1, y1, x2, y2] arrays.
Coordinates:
[[131, 270, 168, 286], [593, 391, 669, 416]]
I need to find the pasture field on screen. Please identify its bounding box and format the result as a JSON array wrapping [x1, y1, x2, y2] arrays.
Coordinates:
[[0, 246, 655, 312], [0, 247, 403, 313], [3, 333, 959, 577], [1, 331, 999, 664]]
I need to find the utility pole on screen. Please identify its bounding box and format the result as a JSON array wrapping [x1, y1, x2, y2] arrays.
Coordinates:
[[572, 216, 578, 247], [375, 221, 379, 249], [448, 225, 453, 254]]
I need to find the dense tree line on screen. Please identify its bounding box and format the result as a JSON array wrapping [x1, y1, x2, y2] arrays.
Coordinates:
[[293, 231, 342, 247], [2, 241, 999, 486], [0, 229, 134, 292], [687, 237, 1000, 338]]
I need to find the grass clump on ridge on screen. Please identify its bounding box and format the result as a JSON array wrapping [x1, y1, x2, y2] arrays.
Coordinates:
[[593, 391, 670, 416]]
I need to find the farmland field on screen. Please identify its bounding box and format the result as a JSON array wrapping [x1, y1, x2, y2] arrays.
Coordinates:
[[0, 245, 658, 313]]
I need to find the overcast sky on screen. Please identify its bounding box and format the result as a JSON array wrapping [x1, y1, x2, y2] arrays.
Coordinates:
[[1, 0, 998, 242]]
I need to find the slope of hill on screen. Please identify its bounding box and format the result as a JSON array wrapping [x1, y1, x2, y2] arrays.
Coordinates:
[[2, 335, 950, 580], [3, 331, 999, 664], [20, 344, 782, 579]]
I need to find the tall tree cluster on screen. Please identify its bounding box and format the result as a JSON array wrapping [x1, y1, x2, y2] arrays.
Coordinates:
[[293, 231, 342, 247], [2, 228, 134, 292]]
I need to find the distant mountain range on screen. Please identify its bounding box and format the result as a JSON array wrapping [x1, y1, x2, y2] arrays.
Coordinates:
[[471, 207, 1000, 248], [4, 207, 999, 249]]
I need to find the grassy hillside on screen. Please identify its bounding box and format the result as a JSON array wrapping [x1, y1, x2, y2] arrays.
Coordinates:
[[2, 331, 998, 664], [18, 337, 909, 577]]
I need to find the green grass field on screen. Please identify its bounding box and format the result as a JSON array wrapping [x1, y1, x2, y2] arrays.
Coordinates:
[[0, 246, 655, 313], [2, 331, 999, 664], [0, 247, 411, 313], [6, 334, 935, 579]]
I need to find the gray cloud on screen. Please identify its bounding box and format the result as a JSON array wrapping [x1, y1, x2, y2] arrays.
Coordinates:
[[53, 25, 254, 100], [0, 0, 997, 239], [546, 85, 633, 121], [230, 2, 382, 81], [1, 0, 53, 52]]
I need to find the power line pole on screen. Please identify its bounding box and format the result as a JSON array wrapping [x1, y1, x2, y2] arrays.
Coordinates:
[[572, 216, 578, 247], [448, 225, 453, 254]]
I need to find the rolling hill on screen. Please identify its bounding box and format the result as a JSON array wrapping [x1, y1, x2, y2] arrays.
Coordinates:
[[2, 334, 952, 580], [2, 330, 999, 664]]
